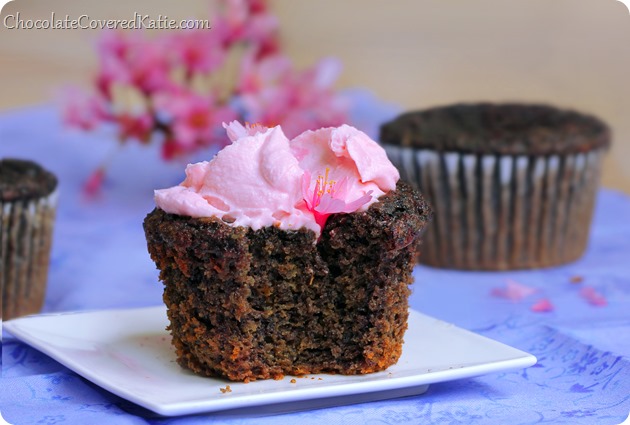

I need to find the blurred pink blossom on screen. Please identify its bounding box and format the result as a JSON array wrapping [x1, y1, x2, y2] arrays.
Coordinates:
[[96, 30, 172, 96], [60, 0, 348, 195], [115, 112, 154, 142], [154, 89, 236, 154], [166, 29, 227, 76], [126, 43, 172, 94], [214, 0, 278, 49], [237, 50, 292, 94], [59, 87, 109, 131], [239, 54, 348, 138]]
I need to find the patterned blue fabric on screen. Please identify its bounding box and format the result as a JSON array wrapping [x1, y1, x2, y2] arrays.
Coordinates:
[[1, 105, 629, 424]]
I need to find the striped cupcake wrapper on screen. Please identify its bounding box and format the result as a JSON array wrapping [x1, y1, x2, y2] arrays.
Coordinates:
[[1, 190, 58, 320], [384, 145, 604, 270]]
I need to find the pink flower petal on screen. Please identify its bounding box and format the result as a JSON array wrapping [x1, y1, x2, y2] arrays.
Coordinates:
[[531, 298, 554, 313], [580, 286, 608, 307], [491, 279, 539, 302], [83, 167, 106, 198], [301, 171, 313, 208], [339, 191, 373, 213], [315, 195, 346, 214]]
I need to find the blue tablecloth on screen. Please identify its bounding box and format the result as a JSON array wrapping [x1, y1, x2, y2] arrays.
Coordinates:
[[1, 103, 630, 425]]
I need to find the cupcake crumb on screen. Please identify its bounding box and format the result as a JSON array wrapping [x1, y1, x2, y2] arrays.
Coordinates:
[[570, 276, 584, 284], [220, 385, 232, 393], [290, 379, 296, 384]]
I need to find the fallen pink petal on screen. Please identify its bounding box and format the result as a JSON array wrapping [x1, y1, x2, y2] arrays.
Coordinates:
[[83, 167, 106, 198], [530, 298, 555, 313], [580, 286, 608, 307], [491, 279, 539, 302]]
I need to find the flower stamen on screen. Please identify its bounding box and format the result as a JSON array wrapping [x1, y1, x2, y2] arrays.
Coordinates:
[[313, 168, 336, 207]]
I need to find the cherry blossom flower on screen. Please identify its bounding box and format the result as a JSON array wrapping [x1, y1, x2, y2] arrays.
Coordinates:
[[160, 139, 186, 161], [115, 112, 153, 142], [237, 50, 292, 94], [127, 43, 173, 95], [94, 30, 134, 98], [95, 32, 133, 97], [214, 0, 279, 49], [154, 89, 237, 156], [301, 169, 372, 229], [291, 125, 397, 230], [104, 84, 155, 142], [166, 29, 227, 76], [96, 30, 172, 97]]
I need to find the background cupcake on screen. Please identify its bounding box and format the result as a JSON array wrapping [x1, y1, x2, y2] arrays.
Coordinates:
[[380, 103, 611, 270], [1, 159, 58, 320]]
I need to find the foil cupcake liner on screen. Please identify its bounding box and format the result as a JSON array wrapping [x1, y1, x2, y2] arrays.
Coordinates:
[[1, 190, 58, 319], [385, 145, 604, 270]]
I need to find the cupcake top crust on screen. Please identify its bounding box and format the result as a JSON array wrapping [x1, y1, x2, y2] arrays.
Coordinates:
[[379, 103, 611, 155], [0, 158, 58, 202]]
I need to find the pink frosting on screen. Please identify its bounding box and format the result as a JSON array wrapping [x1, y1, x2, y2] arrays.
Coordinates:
[[154, 122, 400, 235]]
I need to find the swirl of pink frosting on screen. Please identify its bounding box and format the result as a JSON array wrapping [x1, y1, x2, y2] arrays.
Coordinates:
[[154, 122, 400, 235]]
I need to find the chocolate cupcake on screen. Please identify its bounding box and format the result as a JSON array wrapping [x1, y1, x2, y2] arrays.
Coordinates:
[[1, 159, 58, 320], [144, 122, 431, 382], [380, 103, 611, 270], [144, 181, 429, 382]]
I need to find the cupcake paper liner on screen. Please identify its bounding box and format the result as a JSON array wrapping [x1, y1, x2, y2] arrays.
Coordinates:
[[385, 145, 604, 270], [1, 190, 57, 319]]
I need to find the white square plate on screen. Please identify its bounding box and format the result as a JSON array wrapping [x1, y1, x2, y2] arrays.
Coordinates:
[[4, 307, 536, 416]]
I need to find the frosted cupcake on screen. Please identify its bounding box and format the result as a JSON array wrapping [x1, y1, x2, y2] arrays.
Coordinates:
[[1, 159, 58, 320], [380, 103, 610, 270], [144, 122, 431, 382]]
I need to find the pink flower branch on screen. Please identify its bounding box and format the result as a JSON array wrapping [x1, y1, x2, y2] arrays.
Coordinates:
[[59, 0, 349, 195]]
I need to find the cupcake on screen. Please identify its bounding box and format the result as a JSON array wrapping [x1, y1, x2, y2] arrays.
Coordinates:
[[1, 159, 58, 320], [380, 103, 610, 270], [143, 122, 431, 382]]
